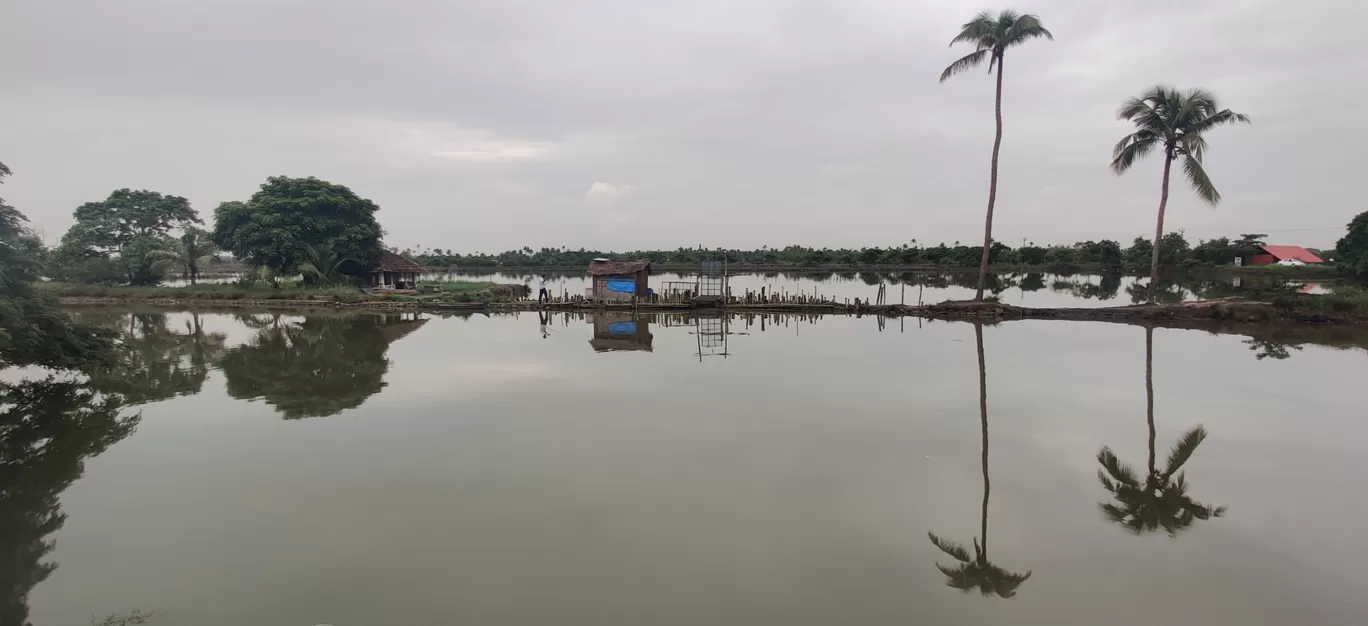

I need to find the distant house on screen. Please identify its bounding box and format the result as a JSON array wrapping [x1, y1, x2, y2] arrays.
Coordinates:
[[586, 259, 651, 302], [1237, 244, 1324, 267], [369, 251, 425, 289]]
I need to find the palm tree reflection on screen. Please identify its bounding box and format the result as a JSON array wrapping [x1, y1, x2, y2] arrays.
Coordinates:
[[927, 322, 1031, 598], [1096, 327, 1226, 536]]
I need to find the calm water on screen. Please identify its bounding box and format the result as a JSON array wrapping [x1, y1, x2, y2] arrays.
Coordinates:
[[7, 309, 1368, 625], [430, 270, 1331, 307]]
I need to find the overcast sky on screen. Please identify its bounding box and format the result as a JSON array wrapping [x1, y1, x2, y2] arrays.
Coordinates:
[[3, 0, 1363, 251]]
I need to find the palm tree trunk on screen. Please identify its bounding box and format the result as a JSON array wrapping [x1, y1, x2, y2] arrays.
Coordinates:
[[975, 53, 1005, 301], [1145, 326, 1157, 479], [975, 322, 989, 554], [1148, 151, 1174, 303]]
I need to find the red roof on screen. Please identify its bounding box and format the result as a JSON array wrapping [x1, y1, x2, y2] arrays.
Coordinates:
[[1258, 245, 1323, 263]]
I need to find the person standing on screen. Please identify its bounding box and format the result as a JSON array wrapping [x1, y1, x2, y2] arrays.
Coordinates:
[[538, 275, 550, 304]]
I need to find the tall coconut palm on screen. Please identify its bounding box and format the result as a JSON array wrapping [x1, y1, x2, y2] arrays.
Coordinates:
[[1111, 87, 1249, 302], [1096, 327, 1226, 536], [940, 10, 1052, 301], [928, 323, 1031, 598], [147, 227, 219, 285]]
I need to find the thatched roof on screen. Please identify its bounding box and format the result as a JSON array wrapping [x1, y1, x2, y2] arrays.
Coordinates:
[[376, 319, 429, 343], [587, 259, 651, 276], [373, 250, 426, 273]]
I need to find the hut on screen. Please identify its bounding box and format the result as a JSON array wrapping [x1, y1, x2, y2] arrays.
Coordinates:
[[369, 251, 426, 290], [588, 313, 654, 352], [586, 259, 651, 302]]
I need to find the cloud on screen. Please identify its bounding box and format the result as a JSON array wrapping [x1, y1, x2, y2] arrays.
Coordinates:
[[584, 182, 636, 206], [2, 0, 1364, 251]]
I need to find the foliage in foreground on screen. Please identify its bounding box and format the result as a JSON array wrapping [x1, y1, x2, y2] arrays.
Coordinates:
[[1336, 210, 1368, 278]]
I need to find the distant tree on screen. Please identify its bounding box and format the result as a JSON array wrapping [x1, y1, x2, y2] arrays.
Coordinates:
[[1112, 86, 1249, 302], [147, 226, 219, 285], [211, 176, 383, 282], [53, 189, 199, 286], [1234, 233, 1268, 250], [1, 162, 115, 369], [1335, 211, 1368, 277], [940, 9, 1052, 300]]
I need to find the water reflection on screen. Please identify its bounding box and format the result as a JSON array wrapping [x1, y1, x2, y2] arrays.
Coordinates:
[[76, 312, 227, 404], [219, 313, 427, 419], [927, 323, 1032, 598], [1095, 327, 1226, 536], [0, 379, 141, 624], [588, 313, 654, 352]]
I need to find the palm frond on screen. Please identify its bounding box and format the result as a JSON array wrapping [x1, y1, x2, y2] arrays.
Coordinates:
[[949, 11, 997, 46], [1111, 133, 1159, 174], [928, 532, 972, 562], [1179, 133, 1208, 163], [939, 49, 989, 82], [1182, 155, 1221, 205], [1096, 447, 1139, 486], [1162, 426, 1208, 479], [1006, 14, 1053, 45], [1184, 109, 1252, 136]]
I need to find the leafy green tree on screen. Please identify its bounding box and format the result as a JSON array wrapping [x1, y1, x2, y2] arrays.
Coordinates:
[[1096, 328, 1225, 536], [1335, 211, 1368, 277], [212, 176, 384, 282], [53, 189, 199, 286], [939, 10, 1052, 301], [1, 163, 114, 370], [1111, 86, 1250, 302], [147, 226, 219, 285], [298, 242, 353, 287], [928, 323, 1031, 598], [218, 314, 422, 418], [0, 379, 140, 626]]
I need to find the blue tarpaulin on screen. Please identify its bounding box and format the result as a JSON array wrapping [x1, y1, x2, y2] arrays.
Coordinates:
[[607, 321, 637, 335], [606, 277, 636, 293]]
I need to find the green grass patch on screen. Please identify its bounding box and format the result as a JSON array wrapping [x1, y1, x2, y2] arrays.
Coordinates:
[[1268, 284, 1368, 315]]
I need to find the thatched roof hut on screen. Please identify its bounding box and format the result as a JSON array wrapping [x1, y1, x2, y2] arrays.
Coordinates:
[[586, 259, 651, 300], [370, 251, 425, 289]]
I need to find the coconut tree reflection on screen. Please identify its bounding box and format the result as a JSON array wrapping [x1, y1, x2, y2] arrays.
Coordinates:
[[0, 379, 140, 625], [1096, 327, 1226, 536], [927, 322, 1032, 598], [79, 312, 227, 404]]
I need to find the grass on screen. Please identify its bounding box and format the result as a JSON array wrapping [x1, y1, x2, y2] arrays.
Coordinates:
[[1269, 284, 1368, 316], [424, 280, 499, 294], [40, 281, 497, 303]]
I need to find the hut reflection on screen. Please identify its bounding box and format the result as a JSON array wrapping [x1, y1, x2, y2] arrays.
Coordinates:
[[587, 313, 654, 353]]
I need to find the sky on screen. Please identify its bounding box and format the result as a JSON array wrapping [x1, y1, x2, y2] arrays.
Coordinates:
[[3, 0, 1364, 252]]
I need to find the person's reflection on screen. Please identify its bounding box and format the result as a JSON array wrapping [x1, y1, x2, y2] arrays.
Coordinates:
[[539, 310, 550, 339], [927, 322, 1032, 598], [0, 379, 140, 624], [1096, 326, 1226, 536]]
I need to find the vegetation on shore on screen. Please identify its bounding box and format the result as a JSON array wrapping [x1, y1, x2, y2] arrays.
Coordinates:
[[39, 280, 499, 302]]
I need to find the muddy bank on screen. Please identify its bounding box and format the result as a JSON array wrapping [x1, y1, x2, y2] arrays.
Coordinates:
[[901, 298, 1362, 326]]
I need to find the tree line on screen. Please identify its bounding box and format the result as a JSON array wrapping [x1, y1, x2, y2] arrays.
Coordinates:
[[403, 232, 1332, 273], [44, 175, 385, 288]]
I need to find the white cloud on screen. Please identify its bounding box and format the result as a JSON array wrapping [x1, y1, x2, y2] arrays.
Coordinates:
[[584, 181, 635, 206]]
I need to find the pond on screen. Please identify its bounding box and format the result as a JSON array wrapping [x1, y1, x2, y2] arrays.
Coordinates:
[[7, 309, 1367, 625], [427, 269, 1333, 308]]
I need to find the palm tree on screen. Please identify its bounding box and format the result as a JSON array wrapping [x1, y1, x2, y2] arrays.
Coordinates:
[[928, 323, 1032, 598], [940, 10, 1052, 301], [299, 242, 352, 287], [1096, 327, 1226, 536], [1111, 87, 1250, 302], [147, 227, 218, 285]]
